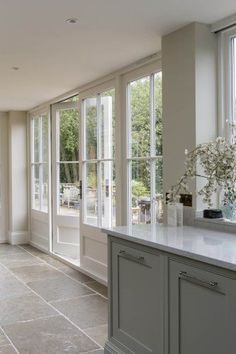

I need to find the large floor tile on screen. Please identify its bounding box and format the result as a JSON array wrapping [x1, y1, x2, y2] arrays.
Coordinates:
[[85, 325, 108, 347], [3, 315, 99, 354], [86, 281, 108, 298], [60, 265, 94, 283], [0, 294, 57, 326], [0, 266, 13, 282], [0, 279, 30, 300], [36, 253, 68, 268], [0, 345, 17, 354], [0, 253, 43, 269], [28, 276, 94, 302], [52, 294, 108, 329], [10, 264, 63, 283], [0, 328, 10, 346]]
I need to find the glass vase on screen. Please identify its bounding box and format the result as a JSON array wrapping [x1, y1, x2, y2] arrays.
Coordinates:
[[222, 203, 236, 221]]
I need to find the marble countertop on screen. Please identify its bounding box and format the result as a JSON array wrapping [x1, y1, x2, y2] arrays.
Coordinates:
[[102, 224, 236, 272]]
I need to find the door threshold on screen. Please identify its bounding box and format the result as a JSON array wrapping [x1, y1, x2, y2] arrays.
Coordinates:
[[52, 252, 107, 285], [53, 252, 80, 268]]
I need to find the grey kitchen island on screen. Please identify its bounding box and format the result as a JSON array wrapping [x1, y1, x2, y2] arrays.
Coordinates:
[[102, 224, 236, 354]]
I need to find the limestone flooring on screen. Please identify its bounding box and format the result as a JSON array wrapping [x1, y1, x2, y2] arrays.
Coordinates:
[[0, 244, 107, 354]]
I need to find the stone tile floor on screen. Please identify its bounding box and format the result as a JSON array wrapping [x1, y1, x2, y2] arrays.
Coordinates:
[[0, 244, 107, 354]]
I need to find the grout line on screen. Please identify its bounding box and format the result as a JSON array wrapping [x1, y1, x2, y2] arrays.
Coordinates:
[[0, 261, 103, 350], [17, 245, 108, 300], [12, 314, 60, 324], [49, 293, 97, 304], [0, 326, 20, 354]]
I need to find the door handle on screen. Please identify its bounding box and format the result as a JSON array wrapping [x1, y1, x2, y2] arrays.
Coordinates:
[[179, 271, 224, 294], [79, 180, 82, 200], [119, 250, 145, 265]]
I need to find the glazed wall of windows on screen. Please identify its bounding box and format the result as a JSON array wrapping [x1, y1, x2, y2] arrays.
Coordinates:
[[126, 71, 163, 225], [31, 114, 49, 212]]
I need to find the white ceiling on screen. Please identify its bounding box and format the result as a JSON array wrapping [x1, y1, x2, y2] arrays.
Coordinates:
[[0, 0, 236, 111]]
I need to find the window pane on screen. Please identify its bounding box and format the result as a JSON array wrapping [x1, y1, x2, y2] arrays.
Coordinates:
[[155, 158, 163, 223], [101, 89, 115, 159], [42, 115, 48, 163], [85, 162, 98, 226], [33, 117, 40, 163], [85, 98, 97, 160], [59, 109, 80, 162], [59, 163, 80, 216], [130, 76, 150, 158], [155, 72, 163, 156], [42, 164, 48, 212], [131, 160, 151, 224], [101, 161, 116, 227], [33, 165, 40, 210]]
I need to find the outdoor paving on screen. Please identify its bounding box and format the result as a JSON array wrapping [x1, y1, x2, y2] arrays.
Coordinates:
[[0, 244, 107, 354]]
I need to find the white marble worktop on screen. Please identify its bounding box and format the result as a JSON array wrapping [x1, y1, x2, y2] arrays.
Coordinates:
[[102, 224, 236, 272]]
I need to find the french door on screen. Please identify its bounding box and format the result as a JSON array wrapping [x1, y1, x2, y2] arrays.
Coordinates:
[[79, 82, 116, 279], [52, 101, 80, 259]]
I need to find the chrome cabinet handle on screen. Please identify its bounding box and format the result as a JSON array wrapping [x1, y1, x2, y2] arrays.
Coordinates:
[[179, 271, 222, 292], [119, 250, 145, 264]]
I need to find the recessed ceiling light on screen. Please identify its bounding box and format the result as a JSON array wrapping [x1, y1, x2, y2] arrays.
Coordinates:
[[11, 66, 20, 71], [65, 18, 79, 24]]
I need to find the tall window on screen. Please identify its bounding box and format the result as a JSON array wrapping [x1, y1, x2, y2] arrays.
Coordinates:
[[82, 88, 116, 228], [127, 72, 163, 224], [219, 28, 236, 141], [31, 114, 49, 212]]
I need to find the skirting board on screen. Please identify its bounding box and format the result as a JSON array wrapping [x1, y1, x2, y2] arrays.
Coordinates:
[[8, 231, 29, 245], [104, 341, 127, 354], [0, 240, 8, 244]]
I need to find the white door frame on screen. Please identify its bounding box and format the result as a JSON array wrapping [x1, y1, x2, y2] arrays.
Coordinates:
[[79, 79, 115, 281], [51, 101, 80, 259]]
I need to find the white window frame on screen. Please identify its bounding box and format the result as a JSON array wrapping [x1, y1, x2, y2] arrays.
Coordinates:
[[80, 79, 116, 229], [121, 60, 162, 226], [218, 27, 236, 141], [30, 112, 50, 213]]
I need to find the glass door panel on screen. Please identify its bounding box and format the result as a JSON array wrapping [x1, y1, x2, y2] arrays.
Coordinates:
[[82, 88, 115, 229], [52, 101, 80, 260], [84, 162, 98, 226], [127, 72, 163, 225]]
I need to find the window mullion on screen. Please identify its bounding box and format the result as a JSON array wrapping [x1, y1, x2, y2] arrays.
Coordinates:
[[97, 94, 102, 227], [150, 74, 155, 157]]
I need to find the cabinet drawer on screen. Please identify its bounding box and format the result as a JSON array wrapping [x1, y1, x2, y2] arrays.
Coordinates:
[[169, 260, 236, 354], [111, 241, 164, 354]]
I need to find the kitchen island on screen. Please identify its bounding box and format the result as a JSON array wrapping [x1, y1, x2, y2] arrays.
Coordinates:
[[102, 224, 236, 354]]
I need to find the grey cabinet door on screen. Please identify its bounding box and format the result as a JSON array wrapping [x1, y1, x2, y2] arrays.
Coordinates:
[[111, 241, 164, 354], [169, 260, 236, 354]]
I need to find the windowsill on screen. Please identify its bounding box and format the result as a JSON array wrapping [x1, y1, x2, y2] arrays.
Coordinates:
[[194, 216, 236, 234]]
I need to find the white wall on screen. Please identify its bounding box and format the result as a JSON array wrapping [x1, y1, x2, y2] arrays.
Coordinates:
[[0, 113, 9, 242], [162, 23, 217, 217], [8, 111, 28, 244]]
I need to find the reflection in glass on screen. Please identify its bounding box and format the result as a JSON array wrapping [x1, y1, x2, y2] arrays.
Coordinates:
[[85, 162, 98, 226], [155, 72, 162, 156], [101, 161, 116, 227], [42, 115, 48, 163], [101, 89, 115, 159], [59, 163, 80, 216], [130, 76, 150, 158], [85, 98, 97, 160], [131, 160, 151, 224], [33, 117, 40, 163], [33, 164, 40, 210], [42, 164, 48, 212], [155, 158, 163, 223], [59, 109, 80, 162]]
